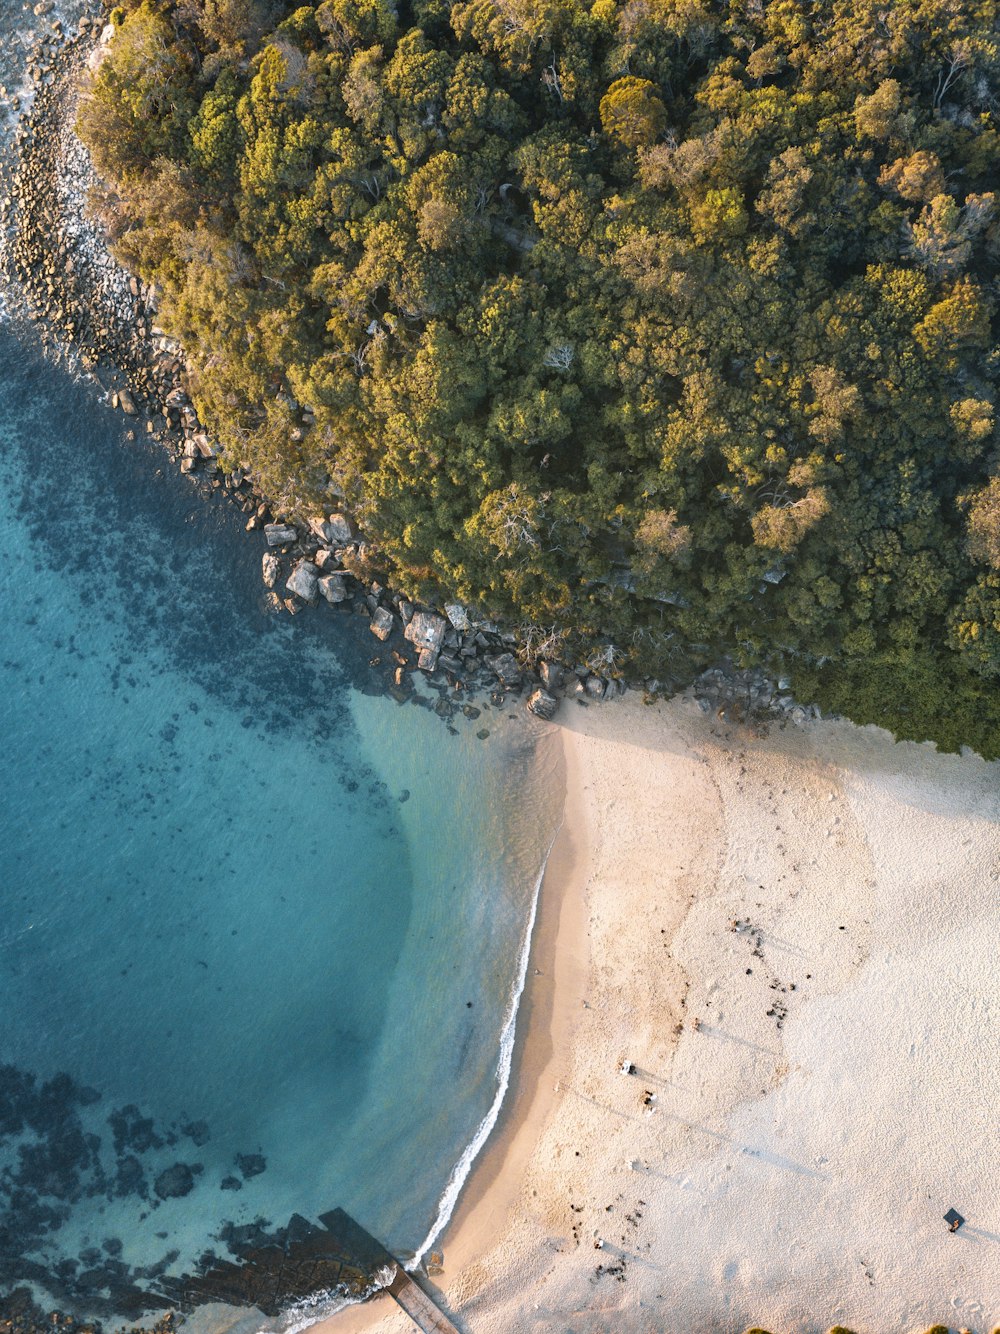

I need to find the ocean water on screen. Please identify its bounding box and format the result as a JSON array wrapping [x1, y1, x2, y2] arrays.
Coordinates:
[[0, 10, 562, 1316]]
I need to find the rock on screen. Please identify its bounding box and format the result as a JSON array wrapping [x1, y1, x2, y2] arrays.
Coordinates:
[[315, 548, 336, 570], [404, 611, 447, 653], [417, 647, 440, 672], [261, 553, 281, 589], [154, 1164, 196, 1200], [180, 458, 197, 474], [33, 1, 54, 15], [487, 653, 522, 689], [235, 1152, 266, 1179], [444, 602, 470, 632], [318, 573, 347, 603], [117, 388, 137, 415], [370, 606, 394, 640], [585, 676, 606, 700], [220, 1176, 242, 1192], [286, 560, 319, 603], [539, 661, 562, 692], [438, 653, 463, 674], [326, 513, 353, 543], [264, 523, 297, 547], [527, 688, 558, 720]]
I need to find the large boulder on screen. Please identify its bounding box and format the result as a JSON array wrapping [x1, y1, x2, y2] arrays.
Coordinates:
[[286, 560, 319, 603], [370, 606, 394, 641], [539, 661, 563, 692], [404, 611, 447, 653], [527, 689, 558, 720], [261, 552, 281, 589], [264, 523, 297, 547], [318, 573, 347, 603], [487, 653, 522, 690], [326, 513, 353, 543], [444, 602, 470, 632]]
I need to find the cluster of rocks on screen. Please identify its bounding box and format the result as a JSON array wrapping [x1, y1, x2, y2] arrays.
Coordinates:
[[691, 665, 823, 728], [0, 1289, 174, 1334], [2, 10, 154, 391], [161, 1208, 389, 1318], [256, 518, 644, 722]]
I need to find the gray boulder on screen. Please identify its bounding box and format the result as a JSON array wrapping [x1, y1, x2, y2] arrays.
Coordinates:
[[539, 661, 562, 692], [318, 573, 348, 603], [487, 653, 522, 689], [286, 560, 319, 603], [405, 611, 447, 653], [264, 523, 297, 547], [527, 689, 558, 721], [417, 646, 440, 672], [261, 552, 281, 589], [585, 675, 606, 700], [444, 602, 470, 632], [326, 513, 353, 543], [370, 606, 394, 641]]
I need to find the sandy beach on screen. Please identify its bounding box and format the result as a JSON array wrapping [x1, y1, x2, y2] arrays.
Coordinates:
[[325, 692, 1000, 1334]]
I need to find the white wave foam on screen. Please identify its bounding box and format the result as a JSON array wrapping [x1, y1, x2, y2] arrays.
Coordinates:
[[265, 1258, 399, 1334], [269, 1288, 357, 1334], [410, 818, 563, 1271]]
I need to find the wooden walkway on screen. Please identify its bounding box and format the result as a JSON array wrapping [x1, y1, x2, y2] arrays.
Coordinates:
[[316, 1209, 459, 1334], [386, 1266, 461, 1334]]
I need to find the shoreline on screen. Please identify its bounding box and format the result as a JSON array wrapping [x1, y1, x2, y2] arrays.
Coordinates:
[[325, 693, 1000, 1334], [319, 720, 590, 1333]]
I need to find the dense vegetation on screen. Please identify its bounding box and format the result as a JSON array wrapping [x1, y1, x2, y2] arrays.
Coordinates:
[[78, 0, 1000, 753]]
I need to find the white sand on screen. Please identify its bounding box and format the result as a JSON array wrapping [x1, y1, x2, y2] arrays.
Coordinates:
[[325, 694, 1000, 1334]]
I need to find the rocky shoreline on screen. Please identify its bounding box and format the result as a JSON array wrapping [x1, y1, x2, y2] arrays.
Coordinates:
[[0, 2, 822, 739]]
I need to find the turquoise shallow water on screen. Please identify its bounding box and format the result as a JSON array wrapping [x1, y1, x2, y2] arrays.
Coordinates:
[[0, 321, 559, 1321]]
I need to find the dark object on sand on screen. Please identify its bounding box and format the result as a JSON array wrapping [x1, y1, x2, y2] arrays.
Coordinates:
[[944, 1208, 965, 1232]]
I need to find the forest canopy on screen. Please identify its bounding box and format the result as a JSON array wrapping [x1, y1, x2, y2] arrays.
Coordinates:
[[78, 0, 1000, 754]]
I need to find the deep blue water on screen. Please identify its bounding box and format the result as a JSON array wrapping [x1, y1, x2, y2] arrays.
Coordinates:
[[0, 315, 557, 1318]]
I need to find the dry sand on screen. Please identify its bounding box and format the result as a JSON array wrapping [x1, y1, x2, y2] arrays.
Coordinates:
[[325, 693, 1000, 1334]]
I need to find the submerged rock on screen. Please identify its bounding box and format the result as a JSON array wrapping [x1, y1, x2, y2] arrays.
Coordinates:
[[153, 1163, 196, 1199], [235, 1152, 266, 1179]]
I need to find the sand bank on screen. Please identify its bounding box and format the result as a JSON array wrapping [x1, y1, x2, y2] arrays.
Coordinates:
[[326, 693, 1000, 1334]]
